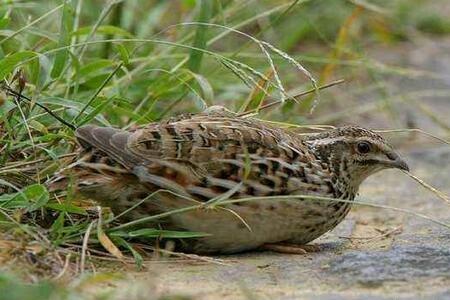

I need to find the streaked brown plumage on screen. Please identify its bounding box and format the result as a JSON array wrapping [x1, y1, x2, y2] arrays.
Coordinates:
[[49, 106, 409, 254]]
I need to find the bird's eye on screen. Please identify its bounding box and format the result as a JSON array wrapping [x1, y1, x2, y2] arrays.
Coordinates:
[[357, 141, 371, 154]]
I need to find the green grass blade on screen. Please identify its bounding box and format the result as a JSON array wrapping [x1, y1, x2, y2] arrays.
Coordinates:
[[50, 0, 74, 79], [187, 0, 212, 72]]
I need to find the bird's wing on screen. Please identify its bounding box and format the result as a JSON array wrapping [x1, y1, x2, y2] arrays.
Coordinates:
[[75, 114, 331, 201]]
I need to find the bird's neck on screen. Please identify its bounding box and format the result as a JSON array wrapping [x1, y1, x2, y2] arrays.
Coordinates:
[[331, 162, 359, 200], [306, 142, 360, 199]]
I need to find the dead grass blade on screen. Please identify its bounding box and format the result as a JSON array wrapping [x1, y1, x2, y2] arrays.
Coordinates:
[[142, 245, 233, 266], [221, 195, 450, 230], [238, 79, 345, 117], [109, 188, 450, 232], [375, 128, 450, 146], [96, 206, 125, 261], [403, 171, 450, 206], [80, 220, 95, 274]]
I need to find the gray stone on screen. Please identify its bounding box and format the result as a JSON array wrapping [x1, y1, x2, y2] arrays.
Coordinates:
[[328, 246, 450, 283]]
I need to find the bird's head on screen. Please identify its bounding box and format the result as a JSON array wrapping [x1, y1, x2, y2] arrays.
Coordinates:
[[304, 126, 409, 189]]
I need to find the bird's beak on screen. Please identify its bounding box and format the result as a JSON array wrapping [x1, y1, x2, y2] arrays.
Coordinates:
[[385, 151, 409, 172], [392, 157, 409, 171]]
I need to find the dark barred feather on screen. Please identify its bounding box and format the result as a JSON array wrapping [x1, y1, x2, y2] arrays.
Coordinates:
[[47, 106, 407, 253]]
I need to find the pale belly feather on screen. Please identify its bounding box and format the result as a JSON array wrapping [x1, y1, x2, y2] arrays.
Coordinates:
[[165, 197, 352, 253]]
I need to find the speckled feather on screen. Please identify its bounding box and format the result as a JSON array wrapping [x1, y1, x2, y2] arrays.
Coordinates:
[[49, 106, 408, 253]]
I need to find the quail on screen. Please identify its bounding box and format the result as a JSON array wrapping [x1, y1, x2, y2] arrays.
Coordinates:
[[49, 106, 409, 254]]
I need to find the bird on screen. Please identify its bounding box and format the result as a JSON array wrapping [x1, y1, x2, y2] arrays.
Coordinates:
[[49, 106, 409, 254]]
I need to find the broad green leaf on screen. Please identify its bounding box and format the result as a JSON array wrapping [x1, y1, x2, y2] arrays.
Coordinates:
[[0, 51, 37, 80], [23, 184, 49, 212], [51, 1, 74, 78], [113, 236, 143, 270], [111, 228, 211, 239], [0, 193, 15, 203], [68, 50, 81, 77], [50, 213, 65, 241], [78, 96, 116, 126], [115, 44, 130, 65], [1, 184, 50, 211], [27, 55, 40, 86], [77, 59, 115, 78], [45, 203, 87, 215], [39, 96, 110, 126], [81, 73, 110, 88], [187, 0, 212, 72], [0, 17, 10, 29]]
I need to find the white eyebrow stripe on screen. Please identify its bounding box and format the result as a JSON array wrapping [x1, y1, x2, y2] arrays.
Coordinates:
[[306, 136, 347, 146], [306, 136, 383, 147]]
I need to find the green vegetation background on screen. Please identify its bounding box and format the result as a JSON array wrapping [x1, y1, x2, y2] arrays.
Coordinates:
[[0, 0, 449, 299]]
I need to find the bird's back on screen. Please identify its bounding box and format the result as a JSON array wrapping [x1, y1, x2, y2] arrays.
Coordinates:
[[74, 110, 335, 201]]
